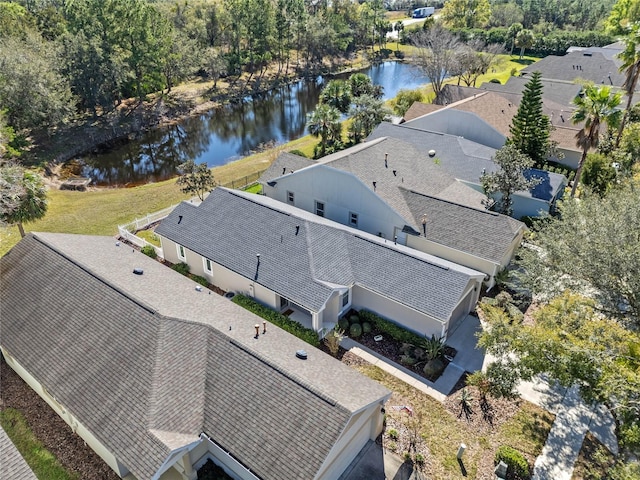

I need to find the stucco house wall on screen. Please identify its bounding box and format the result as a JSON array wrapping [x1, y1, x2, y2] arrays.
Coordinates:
[[160, 237, 277, 308], [1, 348, 130, 478], [263, 168, 407, 240]]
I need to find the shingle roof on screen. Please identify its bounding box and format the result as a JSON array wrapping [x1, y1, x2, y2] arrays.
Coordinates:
[[1, 233, 390, 480], [0, 427, 37, 480], [258, 152, 316, 184], [403, 102, 443, 121], [399, 188, 524, 263], [156, 188, 483, 321], [315, 135, 488, 210], [480, 77, 582, 107], [369, 123, 567, 202], [520, 52, 628, 88]]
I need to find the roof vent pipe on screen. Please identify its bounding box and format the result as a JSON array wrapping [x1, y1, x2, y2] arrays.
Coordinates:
[[393, 170, 397, 176], [295, 225, 300, 235], [373, 181, 377, 191], [385, 153, 388, 168], [282, 167, 286, 174], [178, 215, 183, 224], [428, 149, 436, 157]]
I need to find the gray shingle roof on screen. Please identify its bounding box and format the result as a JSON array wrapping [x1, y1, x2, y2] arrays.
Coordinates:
[[156, 188, 483, 321], [1, 233, 390, 480], [0, 427, 37, 480], [315, 135, 488, 210], [399, 188, 524, 263], [520, 52, 628, 89], [258, 152, 316, 184], [369, 123, 566, 202]]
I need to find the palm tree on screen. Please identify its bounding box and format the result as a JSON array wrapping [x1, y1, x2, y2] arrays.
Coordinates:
[[515, 29, 534, 60], [570, 85, 622, 197], [306, 104, 342, 158], [394, 20, 404, 52], [319, 80, 352, 114], [615, 25, 640, 147], [0, 163, 48, 237]]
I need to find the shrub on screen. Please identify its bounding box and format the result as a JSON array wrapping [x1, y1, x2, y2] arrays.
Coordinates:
[[394, 50, 405, 59], [388, 441, 397, 452], [400, 354, 418, 366], [324, 327, 345, 357], [507, 304, 524, 323], [388, 428, 399, 440], [172, 262, 190, 276], [415, 453, 425, 464], [362, 321, 372, 333], [489, 78, 501, 84], [403, 451, 412, 461], [141, 245, 157, 259], [422, 334, 445, 360], [288, 149, 307, 158], [191, 275, 209, 287], [349, 323, 363, 338], [232, 295, 320, 347], [338, 318, 350, 331], [391, 88, 423, 116], [423, 358, 445, 378], [495, 446, 530, 479], [349, 314, 360, 325], [359, 310, 422, 345], [495, 291, 513, 309]]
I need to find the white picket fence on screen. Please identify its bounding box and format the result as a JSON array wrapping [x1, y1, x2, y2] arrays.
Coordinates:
[[117, 204, 178, 259]]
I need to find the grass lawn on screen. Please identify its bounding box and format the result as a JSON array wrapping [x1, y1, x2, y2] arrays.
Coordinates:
[[571, 433, 616, 480], [0, 408, 79, 480], [354, 363, 554, 479]]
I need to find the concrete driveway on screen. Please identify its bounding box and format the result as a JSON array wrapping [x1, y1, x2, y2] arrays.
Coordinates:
[[339, 440, 427, 480]]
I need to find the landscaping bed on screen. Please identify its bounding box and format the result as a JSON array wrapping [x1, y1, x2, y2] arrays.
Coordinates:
[[339, 309, 457, 382]]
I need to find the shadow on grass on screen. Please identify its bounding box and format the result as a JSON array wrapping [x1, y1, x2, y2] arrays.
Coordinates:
[[511, 58, 537, 65], [521, 411, 555, 449]]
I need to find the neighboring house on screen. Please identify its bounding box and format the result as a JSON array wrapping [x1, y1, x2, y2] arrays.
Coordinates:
[[1, 233, 391, 480], [156, 188, 485, 339], [412, 85, 584, 168], [260, 159, 525, 289], [520, 48, 629, 87], [367, 124, 567, 219], [1, 427, 38, 480]]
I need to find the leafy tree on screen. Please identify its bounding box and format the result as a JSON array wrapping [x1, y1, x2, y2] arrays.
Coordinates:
[[478, 292, 640, 452], [0, 111, 20, 158], [0, 33, 74, 131], [391, 89, 423, 116], [0, 162, 48, 237], [319, 80, 352, 114], [306, 104, 343, 158], [507, 71, 551, 165], [580, 153, 617, 196], [412, 25, 462, 97], [440, 0, 491, 28], [606, 0, 640, 34], [394, 20, 404, 51], [615, 24, 640, 147], [176, 160, 215, 201], [515, 29, 535, 59], [0, 2, 36, 39], [456, 41, 503, 87], [514, 180, 640, 325], [489, 4, 524, 29], [617, 121, 640, 172], [571, 85, 622, 197], [347, 94, 391, 144], [480, 144, 541, 216]]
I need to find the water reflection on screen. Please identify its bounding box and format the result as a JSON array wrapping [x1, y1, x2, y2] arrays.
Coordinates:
[[77, 62, 431, 186]]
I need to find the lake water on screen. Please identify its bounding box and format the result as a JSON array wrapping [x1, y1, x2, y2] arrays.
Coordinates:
[[77, 62, 431, 186]]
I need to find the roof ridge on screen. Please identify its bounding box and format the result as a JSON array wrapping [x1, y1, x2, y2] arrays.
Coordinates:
[[353, 233, 450, 271], [401, 187, 500, 217], [229, 339, 341, 408], [30, 233, 158, 316]]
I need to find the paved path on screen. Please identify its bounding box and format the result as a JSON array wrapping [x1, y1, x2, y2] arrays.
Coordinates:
[[517, 379, 618, 480]]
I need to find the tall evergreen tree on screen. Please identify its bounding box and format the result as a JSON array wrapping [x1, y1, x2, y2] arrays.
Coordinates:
[[507, 71, 550, 166]]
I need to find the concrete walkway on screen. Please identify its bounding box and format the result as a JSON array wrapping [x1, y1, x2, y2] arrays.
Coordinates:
[[517, 379, 618, 480]]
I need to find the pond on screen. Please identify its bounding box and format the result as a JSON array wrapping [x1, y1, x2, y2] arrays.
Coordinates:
[[75, 61, 432, 186]]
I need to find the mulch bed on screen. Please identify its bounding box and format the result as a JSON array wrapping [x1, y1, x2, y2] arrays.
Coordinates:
[[350, 326, 457, 383], [0, 358, 120, 480]]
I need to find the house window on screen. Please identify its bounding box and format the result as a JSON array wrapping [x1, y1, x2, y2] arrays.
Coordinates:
[[341, 290, 349, 308], [315, 201, 325, 217], [177, 244, 186, 261], [287, 191, 295, 205], [203, 257, 213, 275], [349, 212, 358, 227]]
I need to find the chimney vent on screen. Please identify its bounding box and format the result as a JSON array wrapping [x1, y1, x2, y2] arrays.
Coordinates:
[[428, 149, 436, 157]]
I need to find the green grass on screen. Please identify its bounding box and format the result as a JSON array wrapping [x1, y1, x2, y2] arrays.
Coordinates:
[[136, 229, 161, 246], [0, 408, 78, 480], [242, 183, 263, 194], [352, 364, 554, 479]]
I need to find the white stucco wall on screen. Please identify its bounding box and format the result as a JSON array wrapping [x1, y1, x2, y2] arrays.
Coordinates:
[[263, 166, 407, 240], [1, 348, 130, 478], [159, 237, 277, 308], [315, 401, 386, 480], [351, 286, 445, 338], [553, 148, 581, 169]]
